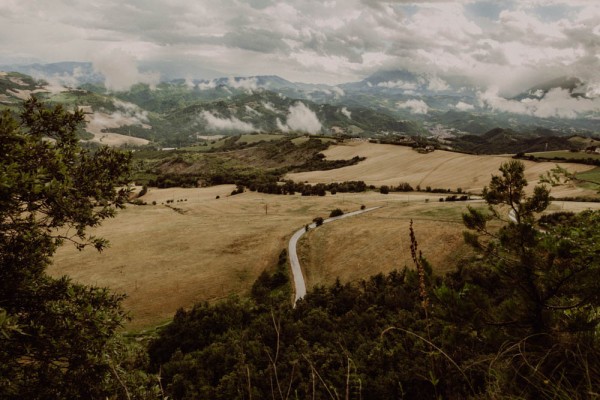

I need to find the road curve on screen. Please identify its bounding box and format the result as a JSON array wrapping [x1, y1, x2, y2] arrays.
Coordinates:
[[288, 207, 381, 305]]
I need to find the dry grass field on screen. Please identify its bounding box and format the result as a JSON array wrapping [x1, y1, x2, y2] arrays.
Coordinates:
[[287, 142, 597, 197], [50, 187, 476, 331], [50, 150, 600, 332]]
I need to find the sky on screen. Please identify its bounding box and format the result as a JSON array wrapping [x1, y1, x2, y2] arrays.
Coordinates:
[[1, 0, 599, 93]]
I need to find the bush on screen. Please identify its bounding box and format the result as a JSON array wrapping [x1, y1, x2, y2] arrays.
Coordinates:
[[313, 217, 324, 226], [380, 185, 390, 194], [360, 205, 366, 210], [329, 208, 344, 218]]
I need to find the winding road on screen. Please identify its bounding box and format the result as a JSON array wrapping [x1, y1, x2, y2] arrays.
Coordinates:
[[288, 207, 381, 305]]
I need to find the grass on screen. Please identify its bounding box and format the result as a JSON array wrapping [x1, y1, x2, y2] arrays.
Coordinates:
[[49, 188, 480, 331], [575, 167, 600, 191], [49, 149, 600, 332], [287, 142, 598, 198], [526, 150, 600, 160]]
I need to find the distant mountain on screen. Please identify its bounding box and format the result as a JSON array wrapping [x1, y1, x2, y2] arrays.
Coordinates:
[[0, 62, 104, 86], [512, 76, 585, 101]]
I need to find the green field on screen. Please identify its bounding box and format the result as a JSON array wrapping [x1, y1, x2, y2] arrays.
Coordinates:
[[526, 150, 600, 160], [575, 167, 600, 190]]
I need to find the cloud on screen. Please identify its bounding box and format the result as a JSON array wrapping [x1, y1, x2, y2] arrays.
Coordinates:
[[200, 111, 256, 132], [245, 105, 262, 116], [197, 80, 217, 90], [427, 76, 449, 91], [93, 49, 159, 91], [377, 80, 418, 90], [1, 0, 599, 92], [262, 101, 278, 112], [113, 99, 149, 124], [276, 117, 290, 132], [283, 102, 322, 134], [478, 87, 600, 118], [455, 101, 475, 111], [227, 77, 259, 90], [397, 99, 429, 114], [341, 107, 352, 119]]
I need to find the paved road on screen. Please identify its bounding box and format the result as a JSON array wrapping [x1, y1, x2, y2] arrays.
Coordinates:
[[288, 207, 381, 305]]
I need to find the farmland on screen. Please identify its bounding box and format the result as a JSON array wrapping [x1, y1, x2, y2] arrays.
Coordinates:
[[288, 142, 597, 197], [50, 182, 600, 331]]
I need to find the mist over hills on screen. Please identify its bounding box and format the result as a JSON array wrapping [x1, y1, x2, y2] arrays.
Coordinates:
[[0, 63, 598, 151]]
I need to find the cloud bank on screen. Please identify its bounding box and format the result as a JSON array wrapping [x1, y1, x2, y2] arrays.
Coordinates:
[[397, 99, 429, 114], [279, 102, 323, 134], [1, 0, 598, 91], [478, 88, 600, 119], [200, 111, 256, 132]]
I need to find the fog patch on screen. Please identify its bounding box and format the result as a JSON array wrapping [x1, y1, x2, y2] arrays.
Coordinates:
[[341, 107, 352, 119], [455, 101, 475, 111], [283, 102, 322, 134], [397, 99, 429, 114], [93, 50, 159, 92], [478, 87, 600, 118], [200, 111, 256, 132], [227, 77, 258, 90]]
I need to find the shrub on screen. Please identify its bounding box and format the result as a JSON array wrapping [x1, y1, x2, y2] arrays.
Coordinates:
[[313, 217, 324, 226], [380, 185, 390, 194], [329, 208, 344, 218], [360, 205, 366, 210]]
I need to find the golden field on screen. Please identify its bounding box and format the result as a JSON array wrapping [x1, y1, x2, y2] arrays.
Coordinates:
[[51, 187, 600, 331], [287, 142, 597, 197], [50, 148, 600, 331]]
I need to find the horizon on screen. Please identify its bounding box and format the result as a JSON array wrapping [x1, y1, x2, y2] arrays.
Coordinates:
[[1, 1, 599, 94]]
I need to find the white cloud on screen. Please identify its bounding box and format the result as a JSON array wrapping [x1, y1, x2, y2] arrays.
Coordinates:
[[455, 101, 475, 111], [397, 99, 429, 114], [284, 102, 322, 134], [262, 101, 278, 112], [245, 105, 261, 116], [427, 76, 449, 91], [200, 111, 256, 132], [113, 99, 149, 123], [276, 117, 290, 132], [1, 0, 599, 92], [92, 49, 159, 92], [478, 87, 600, 118], [227, 77, 258, 90], [197, 80, 217, 90], [341, 107, 352, 119], [378, 80, 418, 90]]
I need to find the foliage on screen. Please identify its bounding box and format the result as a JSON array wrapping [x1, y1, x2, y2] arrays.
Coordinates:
[[0, 98, 149, 399], [329, 208, 344, 218], [458, 160, 600, 397]]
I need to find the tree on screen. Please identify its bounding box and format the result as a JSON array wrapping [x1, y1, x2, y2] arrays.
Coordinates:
[[459, 160, 600, 396], [0, 98, 136, 399]]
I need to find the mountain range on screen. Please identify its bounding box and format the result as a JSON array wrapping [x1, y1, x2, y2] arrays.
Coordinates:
[[0, 62, 598, 150]]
